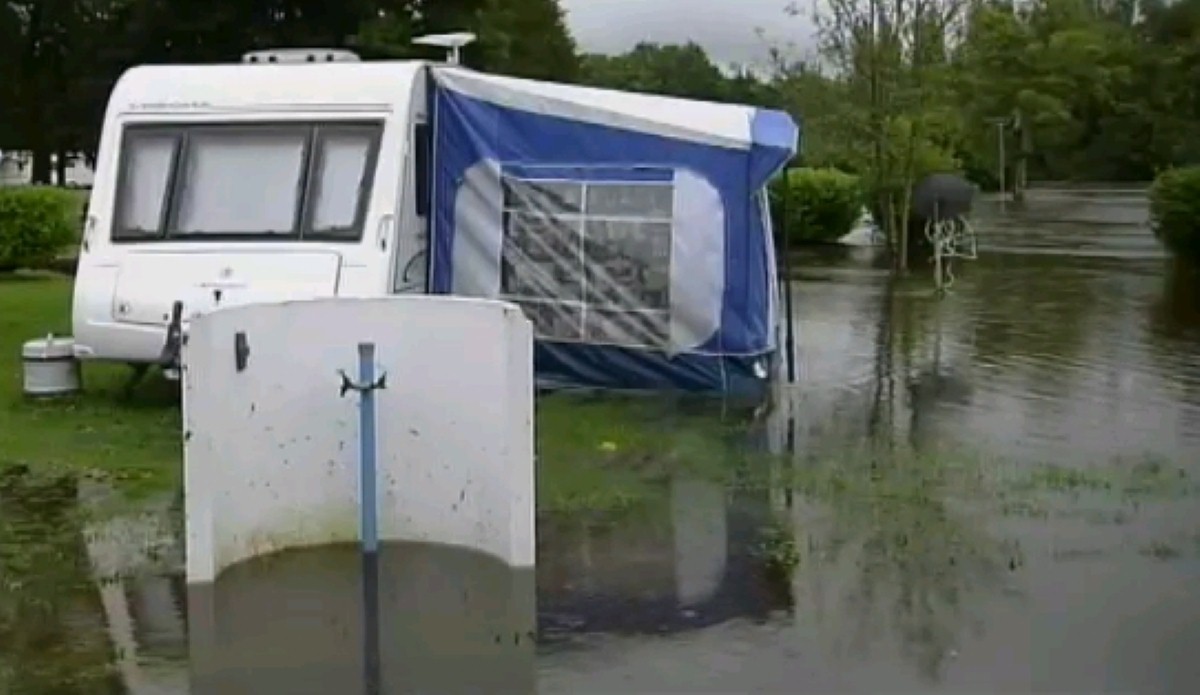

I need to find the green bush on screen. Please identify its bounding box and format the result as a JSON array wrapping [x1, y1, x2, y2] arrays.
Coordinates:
[[1150, 166, 1200, 259], [769, 167, 866, 244], [0, 187, 80, 272]]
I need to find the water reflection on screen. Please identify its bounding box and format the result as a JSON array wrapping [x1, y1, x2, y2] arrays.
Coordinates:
[[68, 490, 537, 694], [763, 189, 1199, 692], [537, 476, 790, 641], [188, 543, 536, 694], [1152, 258, 1200, 343], [540, 189, 1200, 693]]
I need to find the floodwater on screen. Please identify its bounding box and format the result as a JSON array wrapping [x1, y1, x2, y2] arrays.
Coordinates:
[[188, 543, 535, 694], [2, 188, 1199, 693]]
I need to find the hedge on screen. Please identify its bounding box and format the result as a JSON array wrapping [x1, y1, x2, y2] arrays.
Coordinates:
[[769, 167, 865, 244], [0, 186, 80, 272], [1150, 166, 1200, 259]]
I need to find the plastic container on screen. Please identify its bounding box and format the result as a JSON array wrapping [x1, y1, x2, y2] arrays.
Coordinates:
[[22, 334, 82, 397]]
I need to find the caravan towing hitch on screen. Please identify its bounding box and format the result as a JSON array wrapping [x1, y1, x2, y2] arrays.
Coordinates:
[[158, 300, 185, 379]]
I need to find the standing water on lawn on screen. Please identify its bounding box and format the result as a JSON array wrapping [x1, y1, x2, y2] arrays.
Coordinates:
[[3, 187, 1199, 693]]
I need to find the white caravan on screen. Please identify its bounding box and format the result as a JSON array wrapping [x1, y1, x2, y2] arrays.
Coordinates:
[[72, 49, 434, 370], [72, 43, 798, 397]]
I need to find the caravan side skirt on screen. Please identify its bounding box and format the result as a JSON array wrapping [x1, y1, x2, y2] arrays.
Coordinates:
[[533, 342, 774, 403]]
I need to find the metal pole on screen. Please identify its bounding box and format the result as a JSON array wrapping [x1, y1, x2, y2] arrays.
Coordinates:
[[997, 121, 1006, 201], [934, 225, 944, 294], [337, 348, 388, 693], [781, 167, 797, 384], [354, 342, 381, 694], [357, 342, 379, 554], [985, 117, 1007, 202]]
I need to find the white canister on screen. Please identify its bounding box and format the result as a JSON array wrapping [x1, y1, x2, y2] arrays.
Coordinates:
[[22, 334, 82, 397]]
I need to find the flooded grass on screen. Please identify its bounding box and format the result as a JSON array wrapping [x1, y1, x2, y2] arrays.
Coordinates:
[[4, 410, 1199, 692], [534, 394, 748, 518], [1011, 457, 1194, 499], [0, 465, 126, 694], [751, 518, 801, 578], [4, 189, 1200, 692], [1140, 541, 1183, 561]]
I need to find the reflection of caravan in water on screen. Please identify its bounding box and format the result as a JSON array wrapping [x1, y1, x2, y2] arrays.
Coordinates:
[[73, 47, 798, 396], [538, 477, 789, 638]]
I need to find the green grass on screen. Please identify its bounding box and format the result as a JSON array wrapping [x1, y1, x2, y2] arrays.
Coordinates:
[[534, 394, 749, 516], [0, 272, 748, 514], [66, 188, 89, 219], [0, 273, 181, 499]]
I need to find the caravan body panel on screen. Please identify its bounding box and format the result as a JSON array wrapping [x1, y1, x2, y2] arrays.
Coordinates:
[[111, 250, 342, 326], [72, 60, 430, 363]]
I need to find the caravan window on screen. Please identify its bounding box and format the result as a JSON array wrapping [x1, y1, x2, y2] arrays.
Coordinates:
[[113, 132, 179, 239], [172, 128, 308, 236], [111, 121, 382, 242], [499, 173, 674, 349], [308, 126, 379, 237]]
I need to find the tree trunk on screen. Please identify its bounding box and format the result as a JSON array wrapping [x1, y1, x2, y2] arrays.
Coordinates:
[[55, 149, 68, 186], [30, 147, 52, 185], [898, 187, 911, 274], [1015, 113, 1031, 202]]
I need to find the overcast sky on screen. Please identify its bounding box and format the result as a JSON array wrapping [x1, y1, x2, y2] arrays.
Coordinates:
[[559, 0, 817, 69]]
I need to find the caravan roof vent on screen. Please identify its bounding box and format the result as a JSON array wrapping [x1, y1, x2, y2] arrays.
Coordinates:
[[242, 48, 361, 64]]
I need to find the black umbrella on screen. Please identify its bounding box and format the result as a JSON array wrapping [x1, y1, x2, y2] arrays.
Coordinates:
[[911, 173, 976, 224]]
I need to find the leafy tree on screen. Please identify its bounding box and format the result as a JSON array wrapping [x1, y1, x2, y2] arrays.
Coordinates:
[[2, 1, 112, 182], [475, 0, 579, 80], [771, 167, 867, 244], [579, 42, 730, 101], [0, 4, 20, 147], [1150, 165, 1200, 258], [353, 0, 488, 60], [801, 0, 968, 269], [950, 0, 1200, 185], [354, 0, 578, 80]]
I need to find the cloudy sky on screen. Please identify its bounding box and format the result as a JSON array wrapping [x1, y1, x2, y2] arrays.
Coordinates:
[[559, 0, 817, 69]]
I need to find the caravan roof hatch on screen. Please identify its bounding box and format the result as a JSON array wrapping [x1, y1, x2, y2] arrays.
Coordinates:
[[242, 48, 361, 64]]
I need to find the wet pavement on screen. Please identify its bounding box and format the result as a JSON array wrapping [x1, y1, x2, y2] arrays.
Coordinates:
[[2, 188, 1199, 693]]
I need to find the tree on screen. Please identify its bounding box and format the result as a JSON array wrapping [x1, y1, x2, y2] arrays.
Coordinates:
[[354, 0, 488, 61], [475, 0, 578, 80], [2, 0, 385, 176], [578, 42, 731, 101], [1, 1, 128, 182], [354, 0, 579, 80], [800, 0, 968, 270], [0, 3, 23, 149], [950, 0, 1200, 185]]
